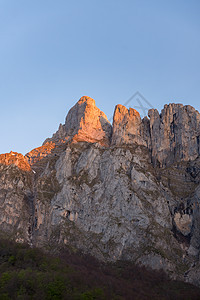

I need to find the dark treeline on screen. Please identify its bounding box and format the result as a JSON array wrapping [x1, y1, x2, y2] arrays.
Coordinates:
[[0, 238, 200, 299]]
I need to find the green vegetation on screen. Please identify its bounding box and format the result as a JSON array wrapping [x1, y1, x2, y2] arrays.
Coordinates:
[[0, 238, 200, 299]]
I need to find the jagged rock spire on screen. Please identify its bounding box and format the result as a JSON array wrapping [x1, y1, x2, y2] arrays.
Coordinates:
[[45, 96, 112, 147], [111, 104, 148, 146], [148, 104, 200, 167], [4, 97, 200, 169], [111, 102, 200, 167]]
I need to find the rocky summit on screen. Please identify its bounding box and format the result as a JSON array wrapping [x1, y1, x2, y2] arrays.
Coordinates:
[[0, 96, 200, 286]]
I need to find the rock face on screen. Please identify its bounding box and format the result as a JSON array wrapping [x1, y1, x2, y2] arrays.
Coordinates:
[[148, 104, 200, 167], [0, 96, 200, 287], [112, 104, 148, 146], [0, 152, 34, 243], [112, 102, 200, 167]]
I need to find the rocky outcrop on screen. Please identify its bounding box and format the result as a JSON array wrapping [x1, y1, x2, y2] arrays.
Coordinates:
[[111, 104, 148, 146], [29, 100, 200, 168], [0, 152, 31, 171], [0, 97, 200, 287], [25, 142, 56, 165], [44, 96, 112, 147], [111, 102, 200, 167], [148, 104, 200, 167], [0, 156, 34, 243]]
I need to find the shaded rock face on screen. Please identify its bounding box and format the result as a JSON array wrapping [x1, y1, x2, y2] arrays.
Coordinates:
[[111, 102, 200, 167], [111, 104, 148, 146], [0, 159, 34, 243], [0, 97, 200, 287], [148, 104, 200, 167], [30, 143, 200, 286]]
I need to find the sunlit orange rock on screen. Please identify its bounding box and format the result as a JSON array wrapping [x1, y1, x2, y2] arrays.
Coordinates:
[[44, 96, 112, 147], [25, 142, 56, 165], [0, 152, 31, 171]]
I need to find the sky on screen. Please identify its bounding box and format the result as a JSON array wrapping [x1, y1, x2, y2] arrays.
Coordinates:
[[0, 0, 200, 155]]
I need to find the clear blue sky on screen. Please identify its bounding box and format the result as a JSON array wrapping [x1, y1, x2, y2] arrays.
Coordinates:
[[0, 0, 200, 155]]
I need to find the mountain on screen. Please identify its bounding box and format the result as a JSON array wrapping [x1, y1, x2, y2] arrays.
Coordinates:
[[0, 96, 200, 287]]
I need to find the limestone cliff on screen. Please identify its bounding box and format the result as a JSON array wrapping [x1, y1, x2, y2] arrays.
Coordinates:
[[148, 104, 200, 167], [0, 152, 34, 243], [111, 104, 148, 146], [0, 96, 200, 287], [111, 102, 200, 167]]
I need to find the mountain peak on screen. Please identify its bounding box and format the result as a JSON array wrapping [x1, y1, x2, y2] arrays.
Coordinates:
[[77, 95, 95, 105], [1, 97, 200, 288], [45, 96, 112, 147]]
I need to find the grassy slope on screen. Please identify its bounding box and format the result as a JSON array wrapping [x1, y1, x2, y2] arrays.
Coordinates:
[[0, 239, 200, 300]]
